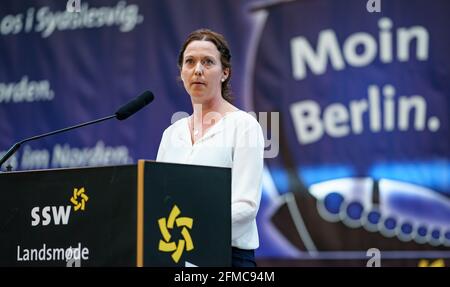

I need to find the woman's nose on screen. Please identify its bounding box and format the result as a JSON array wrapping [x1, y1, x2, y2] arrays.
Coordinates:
[[194, 62, 203, 75]]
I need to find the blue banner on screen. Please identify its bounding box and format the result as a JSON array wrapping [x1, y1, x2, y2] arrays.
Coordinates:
[[1, 0, 449, 267]]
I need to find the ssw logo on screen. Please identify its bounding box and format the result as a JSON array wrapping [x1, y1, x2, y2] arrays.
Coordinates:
[[31, 206, 71, 226]]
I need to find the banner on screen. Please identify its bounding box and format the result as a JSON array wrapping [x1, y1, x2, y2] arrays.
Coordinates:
[[251, 0, 450, 267], [1, 0, 449, 266]]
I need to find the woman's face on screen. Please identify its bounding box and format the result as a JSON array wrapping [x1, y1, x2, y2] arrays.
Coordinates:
[[181, 40, 228, 103]]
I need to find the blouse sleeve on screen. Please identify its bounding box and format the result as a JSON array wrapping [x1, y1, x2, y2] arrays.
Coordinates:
[[156, 129, 168, 161], [231, 118, 265, 240]]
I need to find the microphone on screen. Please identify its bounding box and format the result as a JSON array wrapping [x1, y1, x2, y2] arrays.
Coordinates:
[[0, 91, 154, 170], [115, 90, 154, 120]]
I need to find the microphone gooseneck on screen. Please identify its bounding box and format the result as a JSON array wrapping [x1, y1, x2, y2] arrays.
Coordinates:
[[0, 91, 154, 170]]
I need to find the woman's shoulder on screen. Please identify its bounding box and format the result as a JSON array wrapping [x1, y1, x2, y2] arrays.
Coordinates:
[[223, 110, 263, 138], [227, 110, 261, 127], [162, 116, 188, 135]]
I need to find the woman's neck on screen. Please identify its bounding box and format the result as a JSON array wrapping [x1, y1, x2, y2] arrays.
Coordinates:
[[191, 97, 236, 122], [189, 97, 238, 143]]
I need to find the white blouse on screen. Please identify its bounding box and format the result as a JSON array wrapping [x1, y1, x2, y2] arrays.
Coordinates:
[[156, 110, 264, 250]]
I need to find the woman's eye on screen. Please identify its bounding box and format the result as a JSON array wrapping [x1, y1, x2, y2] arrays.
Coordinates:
[[203, 59, 214, 66]]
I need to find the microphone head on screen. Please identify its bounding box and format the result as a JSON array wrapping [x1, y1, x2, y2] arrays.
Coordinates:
[[115, 91, 154, 120]]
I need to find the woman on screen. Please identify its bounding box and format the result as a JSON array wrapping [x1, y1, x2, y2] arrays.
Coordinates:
[[156, 29, 264, 267]]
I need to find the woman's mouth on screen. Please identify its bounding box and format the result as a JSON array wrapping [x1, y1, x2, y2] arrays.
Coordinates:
[[191, 80, 206, 86]]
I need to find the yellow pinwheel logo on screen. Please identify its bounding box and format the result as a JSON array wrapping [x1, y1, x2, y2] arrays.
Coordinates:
[[158, 205, 194, 263], [70, 187, 89, 211]]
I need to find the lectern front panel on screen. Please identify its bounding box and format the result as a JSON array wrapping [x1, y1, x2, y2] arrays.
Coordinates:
[[0, 165, 137, 266]]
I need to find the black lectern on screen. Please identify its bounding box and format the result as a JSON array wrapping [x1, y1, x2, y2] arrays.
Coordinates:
[[0, 160, 231, 267]]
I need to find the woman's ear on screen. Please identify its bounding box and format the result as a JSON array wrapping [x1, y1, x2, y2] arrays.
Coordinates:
[[222, 68, 230, 81]]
